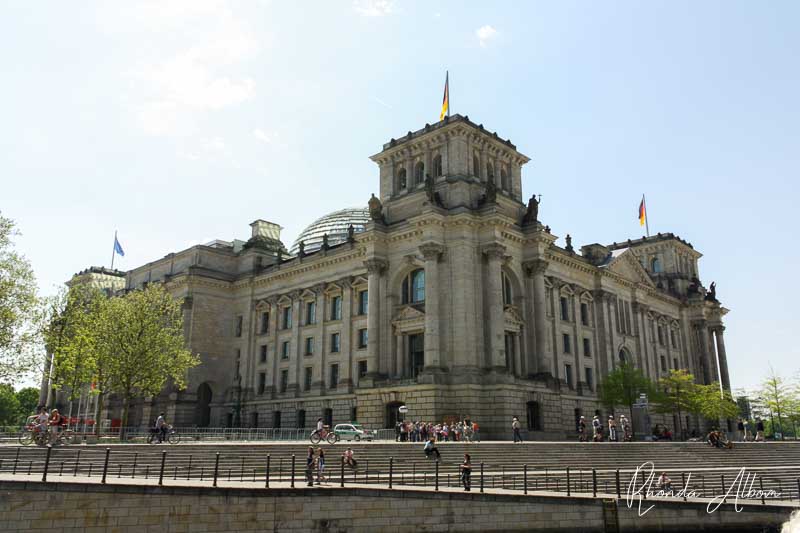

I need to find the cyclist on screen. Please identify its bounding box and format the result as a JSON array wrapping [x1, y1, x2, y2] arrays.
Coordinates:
[[48, 408, 65, 445], [316, 417, 325, 435], [154, 413, 168, 443]]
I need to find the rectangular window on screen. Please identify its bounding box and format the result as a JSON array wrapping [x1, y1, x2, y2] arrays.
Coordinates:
[[260, 312, 269, 334], [305, 301, 316, 325], [273, 411, 281, 429], [673, 357, 679, 370], [260, 344, 267, 363], [358, 328, 368, 349], [281, 341, 290, 360], [258, 372, 266, 395], [235, 315, 243, 337], [358, 360, 368, 379], [580, 303, 589, 326], [304, 337, 314, 356], [625, 302, 632, 334], [331, 332, 341, 353], [282, 307, 292, 329], [660, 355, 667, 372], [565, 364, 573, 388], [585, 367, 594, 390], [329, 363, 339, 389], [331, 296, 342, 320], [670, 329, 677, 349], [560, 297, 569, 321], [304, 367, 312, 391], [358, 290, 368, 315], [562, 333, 571, 354], [657, 326, 664, 345], [280, 370, 288, 393], [583, 338, 591, 358]]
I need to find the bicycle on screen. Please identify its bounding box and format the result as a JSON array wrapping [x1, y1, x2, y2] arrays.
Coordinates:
[[148, 426, 180, 445], [310, 428, 339, 445]]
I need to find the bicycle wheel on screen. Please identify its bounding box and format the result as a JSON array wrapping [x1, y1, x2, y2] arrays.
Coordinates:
[[60, 431, 75, 445], [310, 431, 321, 444], [18, 431, 34, 446], [168, 431, 181, 445], [326, 433, 339, 445]]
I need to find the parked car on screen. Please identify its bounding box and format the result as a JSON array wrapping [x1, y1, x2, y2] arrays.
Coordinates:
[[333, 423, 376, 442]]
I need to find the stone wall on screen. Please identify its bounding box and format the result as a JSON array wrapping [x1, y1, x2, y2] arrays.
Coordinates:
[[1, 480, 791, 532]]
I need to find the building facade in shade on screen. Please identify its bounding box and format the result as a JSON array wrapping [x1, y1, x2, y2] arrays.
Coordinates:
[[59, 115, 731, 438]]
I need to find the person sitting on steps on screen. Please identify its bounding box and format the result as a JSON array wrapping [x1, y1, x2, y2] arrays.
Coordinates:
[[423, 437, 441, 461]]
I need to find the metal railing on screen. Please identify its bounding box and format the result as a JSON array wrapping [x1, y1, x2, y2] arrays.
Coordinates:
[[1, 446, 798, 508]]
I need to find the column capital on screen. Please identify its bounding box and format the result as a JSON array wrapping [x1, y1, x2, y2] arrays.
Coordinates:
[[709, 324, 725, 334], [288, 290, 301, 300], [312, 283, 327, 295], [482, 242, 507, 260], [364, 259, 388, 275], [522, 259, 549, 277], [419, 242, 445, 261], [591, 289, 613, 302]]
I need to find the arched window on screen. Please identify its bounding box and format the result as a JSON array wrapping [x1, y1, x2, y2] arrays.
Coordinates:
[[397, 167, 407, 190], [500, 168, 509, 190], [473, 154, 480, 178], [401, 269, 425, 304], [651, 257, 662, 273], [433, 154, 443, 177], [414, 161, 425, 184], [502, 273, 512, 306], [618, 349, 629, 364]]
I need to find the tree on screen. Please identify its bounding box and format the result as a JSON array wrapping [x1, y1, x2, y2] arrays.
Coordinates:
[[693, 383, 739, 423], [654, 369, 698, 440], [0, 383, 22, 426], [599, 362, 656, 435], [0, 212, 39, 383], [758, 367, 794, 440], [96, 285, 199, 437], [15, 387, 39, 419]]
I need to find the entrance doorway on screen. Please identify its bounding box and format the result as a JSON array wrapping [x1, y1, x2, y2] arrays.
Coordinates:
[[385, 401, 406, 429], [195, 383, 212, 427]]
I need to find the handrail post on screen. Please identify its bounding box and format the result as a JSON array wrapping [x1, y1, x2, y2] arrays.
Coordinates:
[[12, 448, 20, 474], [291, 454, 296, 488], [567, 467, 571, 497], [615, 469, 621, 499], [592, 468, 597, 498], [265, 454, 270, 488], [42, 446, 53, 483], [760, 478, 765, 505], [158, 451, 166, 486], [523, 464, 528, 495], [389, 457, 393, 489], [435, 460, 439, 491], [480, 463, 484, 493], [101, 448, 111, 484], [340, 456, 345, 488], [212, 452, 220, 487]]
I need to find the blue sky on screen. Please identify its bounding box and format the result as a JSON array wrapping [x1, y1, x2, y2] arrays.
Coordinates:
[[2, 1, 798, 390]]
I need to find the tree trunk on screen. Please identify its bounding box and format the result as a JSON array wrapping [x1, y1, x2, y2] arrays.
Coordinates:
[[121, 396, 130, 441]]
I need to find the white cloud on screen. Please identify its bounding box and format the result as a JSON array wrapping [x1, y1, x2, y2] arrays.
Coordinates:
[[476, 25, 498, 48], [353, 0, 395, 17], [106, 1, 259, 136], [253, 129, 273, 144]]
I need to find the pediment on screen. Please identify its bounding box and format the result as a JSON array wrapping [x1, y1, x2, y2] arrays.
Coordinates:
[[393, 305, 425, 323], [255, 299, 270, 311], [607, 250, 656, 287], [351, 275, 368, 288]]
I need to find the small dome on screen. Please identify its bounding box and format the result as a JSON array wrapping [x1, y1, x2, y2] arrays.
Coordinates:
[[290, 207, 370, 255]]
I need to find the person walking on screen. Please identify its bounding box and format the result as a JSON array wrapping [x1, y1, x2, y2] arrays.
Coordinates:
[[755, 418, 765, 442], [305, 447, 315, 487], [316, 448, 326, 484], [743, 419, 750, 441], [608, 416, 618, 442], [577, 416, 587, 442], [460, 453, 472, 491], [736, 419, 745, 442], [512, 417, 523, 443], [155, 412, 168, 443], [592, 415, 603, 442]]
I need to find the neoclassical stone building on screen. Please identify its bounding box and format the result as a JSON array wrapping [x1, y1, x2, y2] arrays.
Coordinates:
[[65, 115, 731, 438]]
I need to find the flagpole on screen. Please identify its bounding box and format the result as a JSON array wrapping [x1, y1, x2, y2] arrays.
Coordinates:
[[447, 70, 450, 117], [644, 195, 650, 238], [111, 230, 117, 270]]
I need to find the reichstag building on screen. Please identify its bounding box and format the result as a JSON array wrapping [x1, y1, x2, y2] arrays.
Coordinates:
[[69, 115, 731, 439]]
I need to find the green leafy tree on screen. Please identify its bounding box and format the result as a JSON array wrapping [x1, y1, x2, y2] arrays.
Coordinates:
[[0, 383, 22, 426], [15, 387, 39, 419], [693, 383, 739, 423], [96, 285, 199, 437], [599, 362, 656, 435], [0, 213, 39, 383], [654, 369, 697, 440], [758, 367, 793, 440]]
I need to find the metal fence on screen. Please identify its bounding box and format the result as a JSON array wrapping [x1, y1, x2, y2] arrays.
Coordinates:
[[1, 446, 798, 508]]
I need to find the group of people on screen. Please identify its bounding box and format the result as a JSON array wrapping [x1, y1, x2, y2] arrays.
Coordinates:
[[304, 446, 358, 486], [576, 415, 632, 442], [27, 407, 67, 445], [735, 418, 766, 442], [706, 429, 734, 449], [396, 419, 480, 443]]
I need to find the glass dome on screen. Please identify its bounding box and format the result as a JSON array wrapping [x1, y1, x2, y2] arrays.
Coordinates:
[[290, 207, 370, 255]]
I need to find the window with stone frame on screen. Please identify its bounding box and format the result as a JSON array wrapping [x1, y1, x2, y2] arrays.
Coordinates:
[[258, 372, 266, 395], [279, 370, 288, 393], [273, 410, 282, 428], [235, 315, 243, 337], [357, 328, 368, 349], [486, 162, 495, 183], [562, 333, 571, 354], [260, 344, 267, 363], [304, 367, 312, 391], [358, 360, 368, 379], [397, 167, 407, 190], [329, 363, 339, 389], [260, 311, 269, 334], [401, 269, 425, 305], [304, 337, 314, 356], [660, 355, 667, 372], [500, 167, 509, 190], [330, 295, 342, 320], [670, 329, 677, 349], [433, 154, 443, 177], [580, 302, 590, 326], [657, 325, 665, 346], [673, 357, 679, 370], [565, 364, 573, 387], [330, 332, 341, 353], [583, 337, 591, 358], [358, 290, 368, 315], [281, 306, 292, 329], [473, 154, 480, 178], [585, 367, 594, 390], [414, 161, 425, 184], [560, 296, 570, 321], [527, 401, 542, 431], [502, 273, 513, 306], [281, 341, 290, 359], [305, 300, 316, 325]]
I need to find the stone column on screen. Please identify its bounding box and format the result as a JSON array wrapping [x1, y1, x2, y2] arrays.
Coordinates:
[[289, 291, 301, 396], [314, 284, 328, 392], [713, 326, 731, 391], [420, 243, 445, 370], [405, 155, 413, 187], [424, 147, 432, 178], [267, 299, 279, 398], [692, 321, 711, 384], [341, 281, 353, 384], [479, 148, 487, 182], [591, 290, 611, 382], [364, 260, 387, 379], [525, 259, 552, 377], [483, 243, 507, 370], [395, 332, 405, 379]]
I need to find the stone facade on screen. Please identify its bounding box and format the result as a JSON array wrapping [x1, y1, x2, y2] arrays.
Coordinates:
[[58, 115, 730, 438]]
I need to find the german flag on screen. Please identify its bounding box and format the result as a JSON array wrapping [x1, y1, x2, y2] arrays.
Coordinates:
[[439, 71, 449, 121], [638, 195, 647, 226]]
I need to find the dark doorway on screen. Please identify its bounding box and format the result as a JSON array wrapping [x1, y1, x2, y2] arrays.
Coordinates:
[[526, 401, 542, 431], [574, 408, 582, 431], [273, 410, 281, 428], [195, 383, 212, 427], [385, 401, 406, 429], [297, 409, 306, 429], [323, 408, 333, 427]]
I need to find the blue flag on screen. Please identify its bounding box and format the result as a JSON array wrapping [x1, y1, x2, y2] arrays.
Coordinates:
[[114, 236, 125, 257]]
